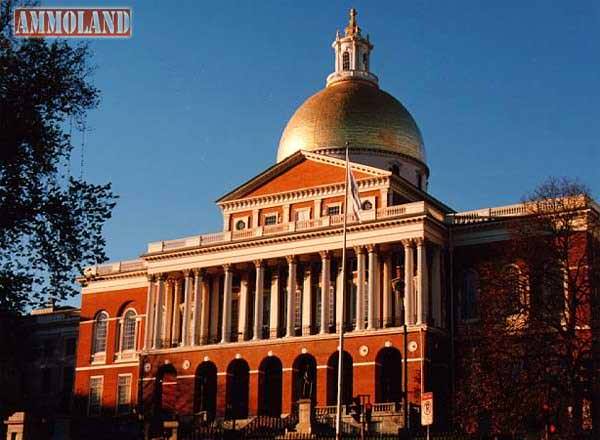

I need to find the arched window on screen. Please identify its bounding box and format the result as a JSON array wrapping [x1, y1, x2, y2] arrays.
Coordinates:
[[461, 270, 480, 321], [342, 51, 350, 71], [120, 309, 137, 353], [363, 53, 369, 70], [504, 264, 528, 315], [91, 311, 108, 361]]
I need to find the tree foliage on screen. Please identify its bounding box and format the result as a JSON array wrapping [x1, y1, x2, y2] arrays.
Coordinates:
[[0, 1, 116, 312], [454, 177, 600, 439]]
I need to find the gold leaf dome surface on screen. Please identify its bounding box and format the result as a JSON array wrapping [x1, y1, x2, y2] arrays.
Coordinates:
[[277, 79, 425, 164]]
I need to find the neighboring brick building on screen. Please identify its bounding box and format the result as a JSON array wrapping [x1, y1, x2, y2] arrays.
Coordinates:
[[71, 9, 599, 439], [3, 302, 79, 440]]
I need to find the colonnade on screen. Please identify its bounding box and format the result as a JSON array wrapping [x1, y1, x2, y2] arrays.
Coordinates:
[[143, 240, 444, 350]]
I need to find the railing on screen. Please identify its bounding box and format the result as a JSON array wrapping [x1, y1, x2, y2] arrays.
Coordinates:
[[87, 259, 146, 277], [145, 201, 434, 255]]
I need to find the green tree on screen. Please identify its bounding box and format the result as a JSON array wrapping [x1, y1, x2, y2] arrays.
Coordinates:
[[0, 1, 116, 312]]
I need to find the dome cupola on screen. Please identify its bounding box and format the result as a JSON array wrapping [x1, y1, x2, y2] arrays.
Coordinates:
[[276, 9, 429, 189]]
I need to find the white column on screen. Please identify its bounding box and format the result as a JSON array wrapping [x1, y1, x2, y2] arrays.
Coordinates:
[[403, 240, 415, 325], [191, 269, 203, 346], [171, 279, 182, 345], [367, 245, 379, 330], [153, 275, 165, 349], [223, 213, 231, 232], [285, 256, 297, 337], [320, 251, 331, 334], [238, 272, 249, 341], [314, 199, 322, 219], [163, 279, 174, 346], [382, 256, 392, 327], [355, 247, 366, 331], [252, 209, 259, 228], [432, 245, 442, 327], [269, 270, 280, 338], [336, 264, 344, 332], [199, 273, 210, 345], [253, 261, 264, 340], [416, 238, 429, 325], [181, 271, 192, 346], [143, 276, 155, 349], [282, 204, 290, 223], [209, 276, 220, 343], [302, 265, 312, 336], [221, 265, 233, 343]]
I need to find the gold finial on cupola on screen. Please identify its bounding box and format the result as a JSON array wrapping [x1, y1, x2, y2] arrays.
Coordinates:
[[345, 8, 361, 37]]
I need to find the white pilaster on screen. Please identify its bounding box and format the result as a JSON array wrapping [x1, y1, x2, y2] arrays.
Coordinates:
[[302, 266, 312, 336], [336, 263, 344, 332], [153, 275, 165, 349], [382, 256, 392, 327], [269, 270, 280, 338], [191, 269, 203, 346], [163, 279, 174, 346], [367, 245, 379, 330], [403, 240, 415, 325], [199, 273, 210, 345], [320, 251, 331, 334], [221, 265, 233, 343], [181, 271, 193, 346], [355, 247, 366, 331], [238, 272, 249, 341], [143, 276, 155, 349], [253, 261, 265, 340], [416, 238, 429, 325], [171, 279, 182, 345], [285, 256, 297, 337]]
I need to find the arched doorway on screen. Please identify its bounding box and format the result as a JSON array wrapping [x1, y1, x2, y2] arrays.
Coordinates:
[[153, 363, 178, 420], [258, 356, 282, 417], [193, 361, 217, 421], [292, 354, 317, 407], [327, 351, 353, 405], [226, 359, 250, 419], [375, 347, 403, 403]]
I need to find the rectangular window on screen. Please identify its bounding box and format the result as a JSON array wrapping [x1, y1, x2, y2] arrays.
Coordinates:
[[327, 205, 340, 216], [295, 208, 310, 222], [264, 214, 277, 225], [88, 376, 103, 416], [116, 374, 132, 415], [64, 338, 76, 357]]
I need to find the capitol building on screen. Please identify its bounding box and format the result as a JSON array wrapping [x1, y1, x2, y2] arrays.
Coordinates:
[[72, 10, 598, 438]]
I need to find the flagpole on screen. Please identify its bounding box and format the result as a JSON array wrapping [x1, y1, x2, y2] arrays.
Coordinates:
[[335, 143, 350, 440]]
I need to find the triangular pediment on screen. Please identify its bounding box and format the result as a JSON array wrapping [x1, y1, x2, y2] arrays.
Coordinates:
[[217, 151, 389, 203]]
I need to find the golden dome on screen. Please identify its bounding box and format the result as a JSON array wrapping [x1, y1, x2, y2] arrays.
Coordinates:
[[277, 79, 425, 164]]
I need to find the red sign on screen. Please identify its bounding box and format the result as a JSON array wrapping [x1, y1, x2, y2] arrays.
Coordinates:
[[14, 8, 132, 38], [421, 392, 434, 426]]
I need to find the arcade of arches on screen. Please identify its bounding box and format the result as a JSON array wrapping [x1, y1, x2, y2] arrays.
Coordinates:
[[149, 347, 405, 420]]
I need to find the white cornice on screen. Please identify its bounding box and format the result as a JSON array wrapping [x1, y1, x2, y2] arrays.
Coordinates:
[[221, 176, 389, 213]]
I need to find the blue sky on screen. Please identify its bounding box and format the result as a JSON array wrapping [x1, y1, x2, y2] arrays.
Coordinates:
[[46, 0, 599, 264]]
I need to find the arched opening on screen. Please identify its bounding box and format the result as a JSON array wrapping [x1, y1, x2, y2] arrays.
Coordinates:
[[375, 347, 403, 403], [292, 354, 317, 407], [226, 359, 250, 419], [153, 363, 177, 422], [327, 351, 353, 405], [258, 356, 282, 417], [342, 51, 350, 71], [91, 311, 108, 361], [193, 361, 217, 421]]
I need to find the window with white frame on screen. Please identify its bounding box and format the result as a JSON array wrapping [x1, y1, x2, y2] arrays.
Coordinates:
[[116, 374, 132, 415], [342, 51, 350, 70], [88, 376, 103, 416], [264, 213, 278, 226], [295, 208, 311, 222], [91, 311, 108, 362], [119, 309, 137, 356], [327, 204, 341, 216]]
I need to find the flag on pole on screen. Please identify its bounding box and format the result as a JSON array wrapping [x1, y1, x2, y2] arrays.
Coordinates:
[[346, 160, 362, 222]]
